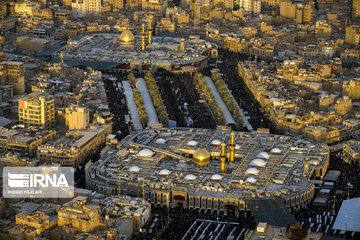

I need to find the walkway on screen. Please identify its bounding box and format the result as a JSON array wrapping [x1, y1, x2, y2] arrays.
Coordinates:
[[136, 78, 160, 126], [122, 81, 143, 130], [204, 76, 235, 125]]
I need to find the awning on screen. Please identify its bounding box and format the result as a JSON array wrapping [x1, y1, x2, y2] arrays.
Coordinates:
[[333, 198, 360, 232]]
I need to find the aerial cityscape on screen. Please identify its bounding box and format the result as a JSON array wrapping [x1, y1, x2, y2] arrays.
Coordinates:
[[0, 0, 359, 239]]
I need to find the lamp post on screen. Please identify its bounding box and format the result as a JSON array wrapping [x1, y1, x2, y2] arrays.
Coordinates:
[[345, 214, 348, 233]]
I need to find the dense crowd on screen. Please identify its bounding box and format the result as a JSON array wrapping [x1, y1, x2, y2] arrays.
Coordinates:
[[217, 49, 278, 133], [103, 74, 130, 140], [293, 152, 360, 239], [134, 205, 256, 240], [155, 70, 217, 129]]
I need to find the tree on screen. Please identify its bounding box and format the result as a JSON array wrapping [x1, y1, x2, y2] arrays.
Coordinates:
[[128, 72, 137, 88]]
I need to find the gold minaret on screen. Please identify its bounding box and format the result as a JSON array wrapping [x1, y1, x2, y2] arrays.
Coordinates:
[[304, 157, 309, 176], [141, 23, 146, 51], [220, 142, 226, 173], [148, 19, 152, 46], [229, 131, 235, 163]]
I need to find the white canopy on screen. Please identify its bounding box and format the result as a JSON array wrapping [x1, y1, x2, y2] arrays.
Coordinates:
[[245, 177, 257, 183], [333, 197, 360, 232], [155, 138, 167, 144], [187, 140, 198, 146], [245, 167, 260, 175], [129, 166, 141, 172], [210, 139, 221, 145], [159, 169, 171, 175], [249, 159, 267, 167], [235, 144, 240, 150], [210, 174, 223, 180], [270, 148, 282, 153], [184, 174, 197, 180], [256, 152, 270, 159], [137, 149, 154, 157]]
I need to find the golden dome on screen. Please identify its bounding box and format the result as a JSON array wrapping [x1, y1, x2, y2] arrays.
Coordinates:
[[119, 30, 135, 44], [193, 147, 210, 167]]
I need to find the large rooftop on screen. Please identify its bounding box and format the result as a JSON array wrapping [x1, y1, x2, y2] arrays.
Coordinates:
[[87, 128, 329, 200], [58, 33, 214, 68]]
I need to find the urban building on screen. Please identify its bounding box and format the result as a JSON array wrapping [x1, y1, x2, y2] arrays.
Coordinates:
[[86, 128, 330, 213], [16, 36, 50, 52], [72, 0, 101, 18], [18, 92, 55, 130], [64, 105, 89, 130], [345, 25, 360, 45], [0, 127, 56, 157], [343, 79, 360, 101], [335, 96, 352, 116], [353, 0, 360, 19], [239, 0, 261, 14], [37, 124, 111, 166], [342, 140, 360, 166], [0, 61, 25, 95], [58, 196, 102, 232], [14, 1, 41, 16]]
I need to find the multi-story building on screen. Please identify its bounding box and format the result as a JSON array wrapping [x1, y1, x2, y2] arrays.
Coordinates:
[[37, 124, 111, 166], [102, 197, 151, 232], [238, 0, 261, 13], [16, 36, 51, 52], [343, 79, 360, 101], [353, 0, 360, 19], [64, 105, 89, 130], [18, 92, 55, 130], [0, 127, 56, 157], [342, 140, 360, 166], [142, 0, 167, 16], [14, 1, 41, 16], [72, 0, 87, 18], [16, 211, 54, 235], [114, 0, 124, 9], [315, 20, 331, 39], [0, 61, 25, 95], [58, 196, 102, 232], [88, 0, 102, 14], [335, 96, 352, 116], [72, 0, 101, 18], [345, 25, 360, 45]]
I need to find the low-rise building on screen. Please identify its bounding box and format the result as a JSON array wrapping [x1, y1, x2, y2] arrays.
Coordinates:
[[342, 140, 360, 166], [0, 127, 56, 157], [37, 124, 111, 166], [58, 196, 102, 232]]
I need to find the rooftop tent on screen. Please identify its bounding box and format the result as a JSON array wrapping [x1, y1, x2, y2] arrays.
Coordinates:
[[210, 139, 221, 146], [210, 174, 223, 180], [270, 148, 282, 154], [184, 174, 197, 180], [256, 152, 271, 159], [249, 159, 267, 168], [245, 167, 260, 176], [187, 140, 198, 146], [129, 166, 141, 172], [137, 149, 155, 157], [159, 169, 171, 175], [333, 198, 360, 232], [155, 138, 167, 144], [245, 176, 257, 183]]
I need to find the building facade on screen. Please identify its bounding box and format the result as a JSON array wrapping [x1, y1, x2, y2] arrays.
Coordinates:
[[0, 61, 25, 95], [18, 92, 55, 130]]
